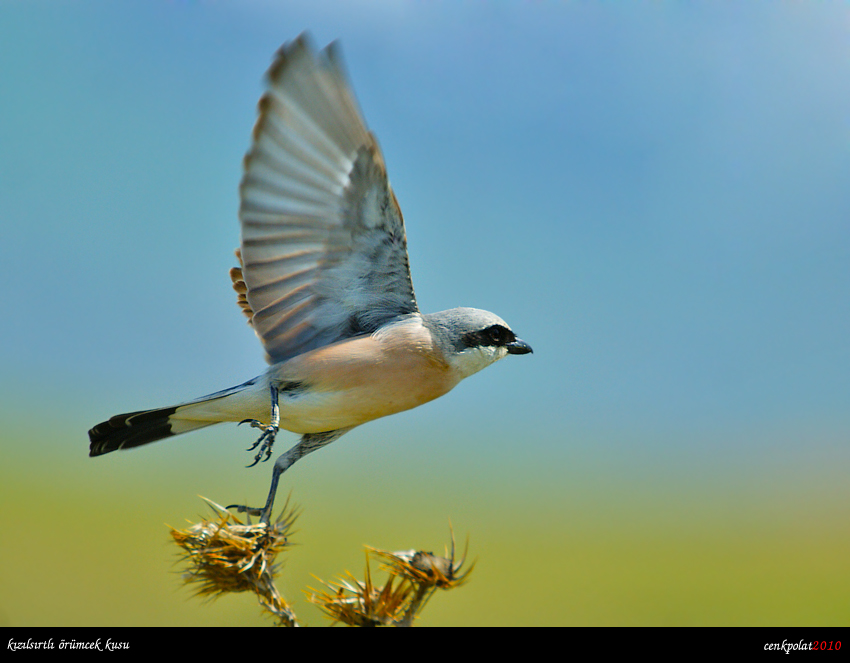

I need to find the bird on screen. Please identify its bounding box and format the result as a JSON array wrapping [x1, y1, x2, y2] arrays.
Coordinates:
[[88, 33, 533, 524]]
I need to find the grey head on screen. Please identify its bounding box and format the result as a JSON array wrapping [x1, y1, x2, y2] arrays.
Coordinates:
[[423, 307, 533, 380]]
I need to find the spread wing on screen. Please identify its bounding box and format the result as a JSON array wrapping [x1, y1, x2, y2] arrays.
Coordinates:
[[238, 34, 418, 365]]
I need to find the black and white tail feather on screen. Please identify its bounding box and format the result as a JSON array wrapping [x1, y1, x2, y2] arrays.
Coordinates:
[[88, 380, 258, 456]]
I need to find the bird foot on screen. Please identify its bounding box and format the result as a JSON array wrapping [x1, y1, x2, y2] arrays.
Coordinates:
[[239, 419, 278, 467], [225, 502, 266, 518]]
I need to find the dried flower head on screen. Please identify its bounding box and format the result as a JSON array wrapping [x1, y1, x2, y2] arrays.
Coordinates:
[[169, 497, 299, 627], [370, 544, 474, 591], [308, 531, 474, 627]]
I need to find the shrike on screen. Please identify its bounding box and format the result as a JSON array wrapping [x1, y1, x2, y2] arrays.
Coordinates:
[[88, 34, 532, 523]]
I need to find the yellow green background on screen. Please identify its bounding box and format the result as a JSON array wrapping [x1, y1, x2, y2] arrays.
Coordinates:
[[3, 415, 847, 626]]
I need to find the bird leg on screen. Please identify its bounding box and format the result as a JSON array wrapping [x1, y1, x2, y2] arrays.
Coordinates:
[[228, 428, 349, 524], [239, 384, 280, 467]]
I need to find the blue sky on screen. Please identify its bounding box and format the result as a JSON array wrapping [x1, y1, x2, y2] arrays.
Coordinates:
[[1, 1, 848, 625], [3, 1, 848, 437]]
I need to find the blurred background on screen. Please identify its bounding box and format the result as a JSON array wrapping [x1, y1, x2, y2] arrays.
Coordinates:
[[1, 1, 848, 626]]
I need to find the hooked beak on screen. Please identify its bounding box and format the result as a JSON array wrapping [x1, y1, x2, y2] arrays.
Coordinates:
[[506, 338, 533, 355]]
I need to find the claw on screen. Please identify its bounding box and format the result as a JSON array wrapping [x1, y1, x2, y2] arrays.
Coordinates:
[[242, 421, 278, 467], [226, 502, 265, 518]]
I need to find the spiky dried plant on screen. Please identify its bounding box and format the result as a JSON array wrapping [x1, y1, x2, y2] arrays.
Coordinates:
[[308, 532, 473, 627], [169, 498, 299, 627]]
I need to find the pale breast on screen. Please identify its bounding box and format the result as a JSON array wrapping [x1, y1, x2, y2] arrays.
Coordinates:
[[273, 317, 460, 433]]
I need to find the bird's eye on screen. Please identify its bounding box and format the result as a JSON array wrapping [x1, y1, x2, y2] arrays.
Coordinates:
[[488, 325, 507, 344]]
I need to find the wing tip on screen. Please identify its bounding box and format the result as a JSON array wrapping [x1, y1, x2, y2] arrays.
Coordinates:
[[268, 31, 316, 84]]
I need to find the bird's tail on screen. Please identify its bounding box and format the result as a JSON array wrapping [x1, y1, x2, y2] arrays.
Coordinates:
[[88, 380, 260, 457]]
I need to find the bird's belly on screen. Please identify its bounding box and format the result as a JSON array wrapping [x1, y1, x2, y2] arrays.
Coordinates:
[[270, 324, 461, 434], [277, 369, 458, 434]]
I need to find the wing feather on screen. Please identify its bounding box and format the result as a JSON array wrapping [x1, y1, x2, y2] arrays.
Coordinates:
[[238, 34, 418, 364]]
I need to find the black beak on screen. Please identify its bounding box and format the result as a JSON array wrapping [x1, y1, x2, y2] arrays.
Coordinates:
[[506, 338, 533, 355]]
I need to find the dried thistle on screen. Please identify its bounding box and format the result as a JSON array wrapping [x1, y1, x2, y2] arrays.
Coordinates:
[[169, 497, 299, 627], [308, 531, 474, 627]]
